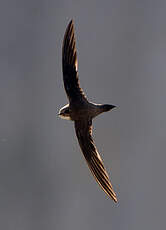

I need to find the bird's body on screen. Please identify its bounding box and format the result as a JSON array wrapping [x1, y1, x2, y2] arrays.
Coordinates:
[[59, 20, 117, 202], [59, 102, 115, 121]]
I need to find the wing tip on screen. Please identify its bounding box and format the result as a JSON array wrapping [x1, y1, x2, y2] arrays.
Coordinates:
[[62, 19, 77, 67], [112, 194, 118, 203], [109, 188, 118, 203], [105, 186, 118, 203], [69, 19, 74, 25], [67, 19, 74, 32], [63, 19, 74, 44]]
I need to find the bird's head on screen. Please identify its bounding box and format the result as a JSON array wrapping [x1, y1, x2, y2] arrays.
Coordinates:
[[58, 104, 71, 120]]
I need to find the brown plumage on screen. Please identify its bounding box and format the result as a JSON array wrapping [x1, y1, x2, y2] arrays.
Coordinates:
[[59, 20, 117, 202]]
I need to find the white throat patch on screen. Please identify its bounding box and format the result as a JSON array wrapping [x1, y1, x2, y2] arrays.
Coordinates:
[[59, 114, 71, 120]]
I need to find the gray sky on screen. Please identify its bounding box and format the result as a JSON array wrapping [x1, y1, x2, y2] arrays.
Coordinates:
[[0, 0, 166, 229]]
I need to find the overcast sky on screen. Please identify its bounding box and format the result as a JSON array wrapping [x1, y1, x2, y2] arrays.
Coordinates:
[[0, 0, 166, 229]]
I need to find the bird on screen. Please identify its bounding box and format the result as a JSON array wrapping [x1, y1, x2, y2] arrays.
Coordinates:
[[59, 20, 117, 202]]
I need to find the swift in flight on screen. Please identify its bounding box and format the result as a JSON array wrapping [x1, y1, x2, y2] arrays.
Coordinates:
[[59, 20, 117, 202]]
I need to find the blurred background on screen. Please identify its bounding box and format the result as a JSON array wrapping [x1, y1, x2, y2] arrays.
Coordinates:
[[0, 0, 166, 229]]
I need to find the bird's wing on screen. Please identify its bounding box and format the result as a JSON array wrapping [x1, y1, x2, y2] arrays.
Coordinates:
[[62, 20, 87, 103], [74, 119, 117, 202]]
